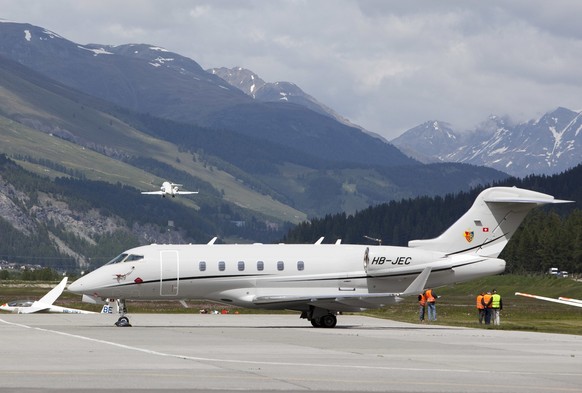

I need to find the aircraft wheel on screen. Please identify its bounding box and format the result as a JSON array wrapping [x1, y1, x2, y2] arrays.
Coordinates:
[[115, 316, 132, 327], [310, 318, 322, 328], [320, 314, 337, 328]]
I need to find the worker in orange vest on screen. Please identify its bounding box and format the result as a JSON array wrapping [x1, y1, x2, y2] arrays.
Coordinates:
[[482, 290, 493, 325], [476, 292, 485, 324], [424, 288, 438, 321], [418, 292, 427, 322]]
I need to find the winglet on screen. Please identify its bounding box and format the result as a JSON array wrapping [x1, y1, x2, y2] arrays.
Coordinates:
[[401, 267, 431, 296]]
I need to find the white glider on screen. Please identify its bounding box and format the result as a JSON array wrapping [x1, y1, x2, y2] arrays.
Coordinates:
[[515, 292, 582, 308], [0, 277, 96, 314]]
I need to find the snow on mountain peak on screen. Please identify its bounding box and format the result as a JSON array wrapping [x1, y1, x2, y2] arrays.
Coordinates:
[[392, 107, 582, 176]]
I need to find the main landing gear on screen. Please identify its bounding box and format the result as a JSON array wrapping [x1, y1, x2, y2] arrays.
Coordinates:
[[301, 306, 338, 328], [114, 299, 132, 327]]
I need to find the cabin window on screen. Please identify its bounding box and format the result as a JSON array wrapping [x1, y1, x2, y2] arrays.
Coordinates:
[[277, 261, 284, 271], [218, 261, 226, 271], [297, 261, 304, 271], [199, 261, 206, 271], [257, 261, 264, 271], [238, 261, 245, 271]]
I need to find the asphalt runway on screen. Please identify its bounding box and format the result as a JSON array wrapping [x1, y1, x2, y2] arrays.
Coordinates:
[[0, 313, 580, 393]]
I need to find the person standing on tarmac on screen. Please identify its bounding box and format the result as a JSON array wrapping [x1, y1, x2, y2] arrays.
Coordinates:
[[491, 289, 503, 325], [424, 288, 438, 321], [476, 292, 485, 324], [482, 290, 493, 325], [418, 292, 426, 323]]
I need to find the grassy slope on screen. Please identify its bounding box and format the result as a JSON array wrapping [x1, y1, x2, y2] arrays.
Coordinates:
[[0, 67, 307, 223], [1, 274, 581, 335], [0, 115, 306, 223]]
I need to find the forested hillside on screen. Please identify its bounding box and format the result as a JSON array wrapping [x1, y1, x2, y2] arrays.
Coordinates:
[[0, 155, 290, 271], [283, 164, 582, 274]]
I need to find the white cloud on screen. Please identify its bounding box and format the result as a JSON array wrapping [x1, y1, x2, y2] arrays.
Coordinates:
[[1, 0, 581, 139]]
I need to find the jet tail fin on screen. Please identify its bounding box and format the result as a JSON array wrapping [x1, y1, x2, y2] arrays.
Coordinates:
[[408, 187, 573, 258]]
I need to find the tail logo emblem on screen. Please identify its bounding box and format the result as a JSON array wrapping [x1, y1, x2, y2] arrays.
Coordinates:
[[464, 230, 474, 243]]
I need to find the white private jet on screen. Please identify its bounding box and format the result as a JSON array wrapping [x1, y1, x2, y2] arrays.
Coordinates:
[[515, 292, 582, 308], [0, 277, 96, 314], [141, 181, 198, 198], [69, 187, 572, 328]]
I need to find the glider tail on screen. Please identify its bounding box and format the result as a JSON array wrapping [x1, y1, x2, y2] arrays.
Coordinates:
[[408, 187, 572, 257]]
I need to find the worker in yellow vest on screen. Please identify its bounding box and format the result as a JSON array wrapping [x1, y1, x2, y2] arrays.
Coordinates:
[[418, 292, 427, 323], [491, 289, 503, 325], [476, 292, 485, 324], [424, 288, 439, 321]]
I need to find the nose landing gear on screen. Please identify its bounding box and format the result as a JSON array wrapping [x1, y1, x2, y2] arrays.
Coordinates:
[[114, 299, 132, 327]]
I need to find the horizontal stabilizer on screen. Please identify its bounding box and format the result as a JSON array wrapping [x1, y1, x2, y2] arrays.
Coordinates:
[[484, 196, 573, 204]]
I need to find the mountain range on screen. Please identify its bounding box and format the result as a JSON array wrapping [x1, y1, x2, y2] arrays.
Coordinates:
[[391, 108, 582, 177], [0, 20, 544, 269], [0, 21, 507, 216]]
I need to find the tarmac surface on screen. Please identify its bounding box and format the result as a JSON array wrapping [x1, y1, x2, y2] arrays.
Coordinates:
[[0, 313, 581, 393]]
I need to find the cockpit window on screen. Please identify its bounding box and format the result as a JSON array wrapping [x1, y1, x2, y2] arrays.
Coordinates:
[[105, 254, 144, 265], [106, 253, 128, 265], [8, 300, 33, 307]]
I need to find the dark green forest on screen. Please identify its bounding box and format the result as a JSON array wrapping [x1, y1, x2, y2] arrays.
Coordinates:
[[283, 164, 582, 274]]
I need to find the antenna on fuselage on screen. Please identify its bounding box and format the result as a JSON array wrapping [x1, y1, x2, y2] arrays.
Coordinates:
[[363, 235, 382, 245]]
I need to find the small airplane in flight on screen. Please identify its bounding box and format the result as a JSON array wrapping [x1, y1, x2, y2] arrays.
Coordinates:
[[69, 186, 572, 328], [141, 181, 198, 198], [0, 277, 97, 314], [515, 292, 582, 308]]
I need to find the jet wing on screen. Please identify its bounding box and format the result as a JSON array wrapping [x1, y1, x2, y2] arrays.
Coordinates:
[[515, 292, 582, 308], [141, 191, 164, 195], [254, 267, 431, 310], [175, 191, 199, 195]]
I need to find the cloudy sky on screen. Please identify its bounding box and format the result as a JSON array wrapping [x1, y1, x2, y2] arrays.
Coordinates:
[[2, 0, 581, 139]]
